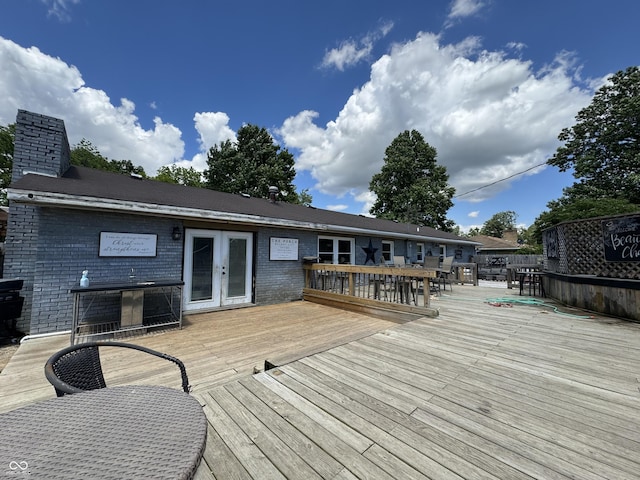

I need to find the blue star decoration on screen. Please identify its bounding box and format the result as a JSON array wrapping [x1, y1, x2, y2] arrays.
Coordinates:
[[361, 239, 378, 264]]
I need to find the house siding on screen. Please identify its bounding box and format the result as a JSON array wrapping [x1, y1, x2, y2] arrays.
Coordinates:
[[28, 208, 182, 334], [3, 204, 40, 333], [5, 109, 479, 336], [254, 229, 317, 304], [5, 110, 72, 334]]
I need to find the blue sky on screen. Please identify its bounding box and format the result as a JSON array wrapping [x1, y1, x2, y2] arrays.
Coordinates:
[[1, 0, 638, 232]]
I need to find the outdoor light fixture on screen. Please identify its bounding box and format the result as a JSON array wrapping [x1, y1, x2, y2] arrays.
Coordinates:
[[172, 226, 182, 241]]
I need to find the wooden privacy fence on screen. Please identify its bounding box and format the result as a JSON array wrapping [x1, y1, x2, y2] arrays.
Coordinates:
[[474, 254, 543, 267]]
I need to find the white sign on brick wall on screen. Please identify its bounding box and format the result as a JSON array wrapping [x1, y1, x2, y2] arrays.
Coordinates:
[[99, 232, 157, 257], [269, 237, 298, 260]]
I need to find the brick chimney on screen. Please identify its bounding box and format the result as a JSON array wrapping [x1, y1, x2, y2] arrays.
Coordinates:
[[503, 228, 518, 244], [12, 110, 71, 184]]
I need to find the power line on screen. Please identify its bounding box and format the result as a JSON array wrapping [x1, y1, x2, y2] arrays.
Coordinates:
[[453, 162, 548, 199]]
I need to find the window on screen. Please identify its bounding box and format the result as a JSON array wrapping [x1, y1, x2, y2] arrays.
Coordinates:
[[318, 236, 354, 264], [416, 243, 425, 262], [381, 241, 394, 264]]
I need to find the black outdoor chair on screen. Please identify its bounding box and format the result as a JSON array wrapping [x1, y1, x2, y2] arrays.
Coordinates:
[[44, 341, 190, 397]]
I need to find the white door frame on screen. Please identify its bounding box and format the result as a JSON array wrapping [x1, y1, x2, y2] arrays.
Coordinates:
[[183, 229, 253, 311]]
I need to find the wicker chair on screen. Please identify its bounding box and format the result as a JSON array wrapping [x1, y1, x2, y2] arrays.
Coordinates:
[[44, 341, 190, 397]]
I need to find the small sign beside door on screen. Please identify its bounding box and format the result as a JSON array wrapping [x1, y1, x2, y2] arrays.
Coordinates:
[[270, 237, 298, 260], [99, 232, 157, 257]]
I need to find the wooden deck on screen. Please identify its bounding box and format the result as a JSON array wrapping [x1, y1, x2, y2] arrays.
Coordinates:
[[2, 285, 640, 479]]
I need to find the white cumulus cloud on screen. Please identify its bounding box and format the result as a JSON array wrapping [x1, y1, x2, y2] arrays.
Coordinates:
[[0, 36, 185, 176], [194, 112, 236, 152], [280, 32, 595, 208]]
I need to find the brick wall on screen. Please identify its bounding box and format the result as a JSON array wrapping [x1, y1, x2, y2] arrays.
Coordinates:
[[3, 204, 40, 332], [11, 110, 70, 183], [254, 228, 317, 304], [4, 110, 71, 334], [28, 208, 183, 333]]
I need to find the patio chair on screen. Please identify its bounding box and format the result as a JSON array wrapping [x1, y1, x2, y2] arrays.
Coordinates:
[[393, 255, 406, 266], [423, 256, 442, 294], [439, 256, 455, 292], [44, 341, 190, 397]]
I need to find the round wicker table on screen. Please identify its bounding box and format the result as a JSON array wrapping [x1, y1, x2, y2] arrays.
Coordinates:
[[0, 385, 207, 479]]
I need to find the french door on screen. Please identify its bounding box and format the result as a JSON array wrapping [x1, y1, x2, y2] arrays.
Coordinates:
[[183, 229, 253, 311]]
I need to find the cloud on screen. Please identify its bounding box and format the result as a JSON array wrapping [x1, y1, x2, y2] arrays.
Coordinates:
[[468, 211, 480, 218], [327, 204, 349, 212], [321, 21, 394, 71], [41, 0, 81, 22], [445, 0, 486, 27], [193, 112, 236, 151], [280, 32, 594, 208], [0, 36, 185, 175]]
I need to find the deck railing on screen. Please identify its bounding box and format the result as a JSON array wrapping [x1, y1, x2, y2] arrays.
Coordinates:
[[303, 264, 438, 308]]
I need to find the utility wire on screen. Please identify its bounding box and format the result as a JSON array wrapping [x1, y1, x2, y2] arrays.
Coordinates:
[[453, 162, 548, 199]]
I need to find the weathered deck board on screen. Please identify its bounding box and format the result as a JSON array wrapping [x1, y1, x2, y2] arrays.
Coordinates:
[[2, 285, 640, 479], [193, 287, 640, 479], [0, 301, 393, 412]]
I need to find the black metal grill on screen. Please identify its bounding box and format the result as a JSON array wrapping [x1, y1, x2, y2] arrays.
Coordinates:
[[0, 278, 24, 342]]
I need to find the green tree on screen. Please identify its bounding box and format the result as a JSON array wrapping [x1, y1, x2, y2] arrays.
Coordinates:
[[203, 124, 308, 204], [71, 139, 111, 170], [548, 66, 640, 204], [531, 66, 640, 243], [518, 225, 542, 254], [71, 139, 146, 177], [369, 130, 455, 231], [0, 123, 15, 206], [531, 197, 639, 244], [479, 211, 517, 238], [109, 159, 146, 177], [155, 164, 204, 187]]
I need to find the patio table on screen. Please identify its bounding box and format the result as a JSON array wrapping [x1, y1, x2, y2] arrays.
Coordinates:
[[517, 270, 546, 297], [0, 385, 207, 479]]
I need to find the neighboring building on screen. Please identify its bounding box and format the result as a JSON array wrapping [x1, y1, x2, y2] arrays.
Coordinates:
[[472, 230, 521, 256], [4, 110, 479, 335], [471, 231, 522, 280]]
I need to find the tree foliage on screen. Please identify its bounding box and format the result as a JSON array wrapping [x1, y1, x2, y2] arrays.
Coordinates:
[[71, 139, 146, 177], [479, 211, 517, 238], [530, 66, 640, 243], [0, 123, 15, 206], [369, 130, 455, 231], [203, 124, 309, 204], [548, 66, 640, 204], [531, 197, 639, 244], [155, 164, 203, 187]]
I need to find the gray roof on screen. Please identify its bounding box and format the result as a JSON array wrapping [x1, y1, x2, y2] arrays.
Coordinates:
[[471, 234, 521, 251], [10, 166, 477, 245]]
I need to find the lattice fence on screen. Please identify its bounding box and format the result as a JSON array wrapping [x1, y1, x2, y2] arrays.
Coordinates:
[[544, 213, 640, 279]]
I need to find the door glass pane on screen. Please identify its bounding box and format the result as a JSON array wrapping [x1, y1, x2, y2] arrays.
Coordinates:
[[192, 237, 213, 301], [227, 238, 247, 297]]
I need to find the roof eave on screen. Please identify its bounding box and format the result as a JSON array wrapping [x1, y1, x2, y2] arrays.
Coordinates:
[[8, 189, 479, 245]]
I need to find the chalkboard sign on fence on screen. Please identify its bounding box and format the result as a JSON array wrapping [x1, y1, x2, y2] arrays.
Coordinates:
[[602, 216, 640, 262]]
